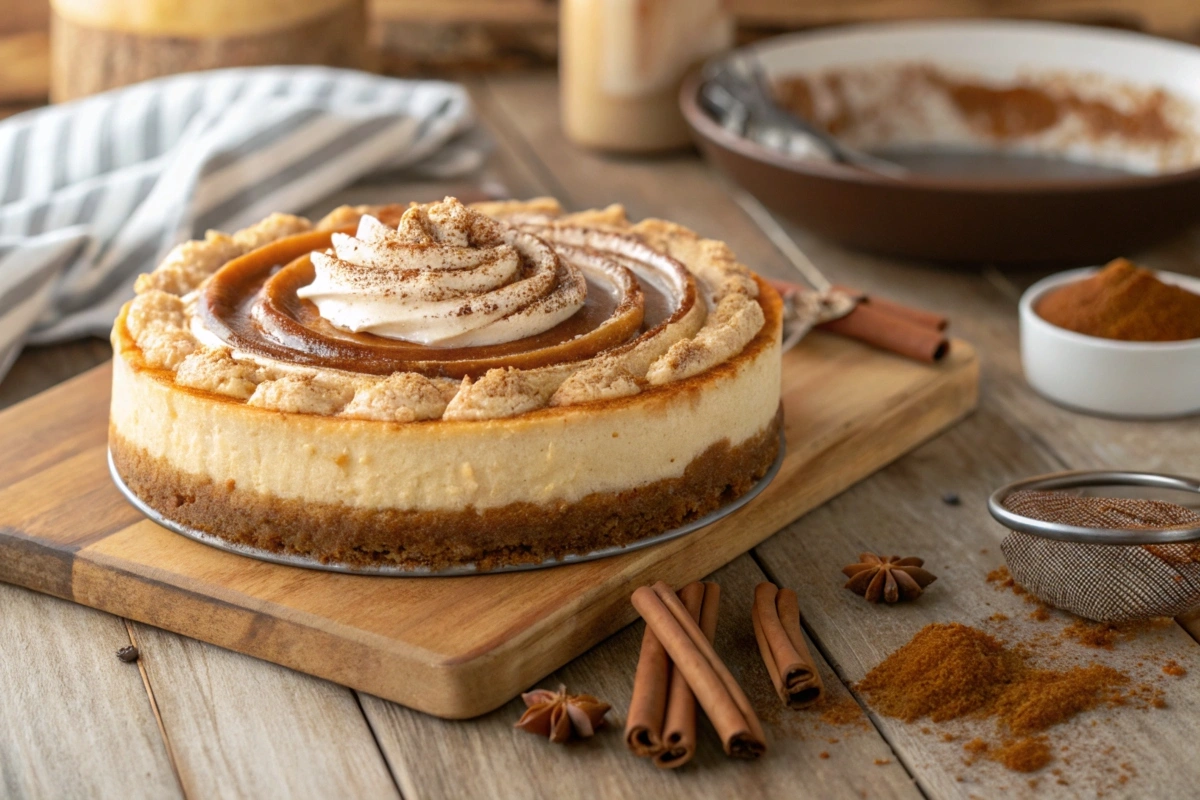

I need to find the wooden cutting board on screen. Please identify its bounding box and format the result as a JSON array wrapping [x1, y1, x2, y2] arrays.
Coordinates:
[[0, 334, 977, 719]]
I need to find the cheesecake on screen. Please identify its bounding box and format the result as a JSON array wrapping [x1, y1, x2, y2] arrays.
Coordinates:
[[109, 198, 783, 570]]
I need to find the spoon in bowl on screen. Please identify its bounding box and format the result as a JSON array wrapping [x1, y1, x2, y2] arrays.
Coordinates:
[[701, 57, 910, 180]]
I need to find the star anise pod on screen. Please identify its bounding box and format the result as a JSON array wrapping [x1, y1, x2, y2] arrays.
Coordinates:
[[842, 553, 937, 603], [514, 685, 610, 743]]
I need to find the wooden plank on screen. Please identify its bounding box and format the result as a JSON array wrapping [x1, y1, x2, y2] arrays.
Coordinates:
[[363, 555, 922, 800], [754, 403, 1200, 798], [0, 339, 112, 411], [0, 330, 973, 718], [0, 362, 111, 487], [0, 583, 181, 800], [130, 623, 400, 799]]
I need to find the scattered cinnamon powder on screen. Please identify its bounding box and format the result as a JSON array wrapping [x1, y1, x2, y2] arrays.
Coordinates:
[[993, 737, 1053, 773], [1037, 258, 1200, 342], [820, 697, 867, 727], [986, 564, 1050, 609], [1163, 660, 1187, 677], [1029, 607, 1051, 622], [986, 565, 1030, 598], [874, 758, 891, 766], [991, 664, 1128, 734], [857, 623, 1133, 773], [989, 613, 1010, 623], [963, 738, 989, 756], [1062, 619, 1134, 649], [986, 565, 1013, 586], [819, 751, 830, 759]]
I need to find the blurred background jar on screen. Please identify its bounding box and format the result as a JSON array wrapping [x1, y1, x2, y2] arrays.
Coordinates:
[[560, 0, 733, 153], [50, 0, 368, 101]]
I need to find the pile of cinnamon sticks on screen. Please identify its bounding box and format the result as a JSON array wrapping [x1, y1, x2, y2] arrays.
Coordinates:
[[769, 278, 950, 363], [626, 580, 824, 768]]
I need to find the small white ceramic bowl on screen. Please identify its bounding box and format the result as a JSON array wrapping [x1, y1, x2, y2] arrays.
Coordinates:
[[1019, 268, 1200, 418]]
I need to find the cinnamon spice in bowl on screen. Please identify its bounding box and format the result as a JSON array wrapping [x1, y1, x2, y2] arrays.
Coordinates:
[[1036, 258, 1200, 342], [1019, 260, 1200, 418]]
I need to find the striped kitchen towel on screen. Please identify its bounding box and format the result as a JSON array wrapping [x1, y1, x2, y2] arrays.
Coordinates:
[[0, 66, 486, 382]]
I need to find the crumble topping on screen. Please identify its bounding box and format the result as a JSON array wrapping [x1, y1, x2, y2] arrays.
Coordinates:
[[125, 290, 197, 370], [133, 232, 243, 296], [137, 328, 197, 371], [550, 361, 642, 406], [443, 368, 562, 421], [646, 291, 766, 385], [121, 199, 772, 421], [247, 373, 355, 416], [175, 348, 265, 400], [126, 290, 187, 339], [341, 373, 459, 423]]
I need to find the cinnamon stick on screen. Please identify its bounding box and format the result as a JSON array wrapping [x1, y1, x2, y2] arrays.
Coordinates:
[[624, 622, 671, 756], [818, 301, 949, 363], [752, 583, 824, 709], [767, 277, 950, 363], [653, 582, 718, 769], [631, 582, 767, 759], [833, 285, 948, 331]]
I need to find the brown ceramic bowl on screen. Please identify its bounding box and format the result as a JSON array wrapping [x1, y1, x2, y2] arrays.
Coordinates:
[[682, 20, 1200, 265]]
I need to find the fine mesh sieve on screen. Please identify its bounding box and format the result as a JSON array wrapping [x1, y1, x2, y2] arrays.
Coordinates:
[[987, 471, 1200, 623]]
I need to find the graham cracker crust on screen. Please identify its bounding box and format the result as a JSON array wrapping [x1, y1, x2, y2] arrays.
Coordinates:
[[109, 409, 782, 571]]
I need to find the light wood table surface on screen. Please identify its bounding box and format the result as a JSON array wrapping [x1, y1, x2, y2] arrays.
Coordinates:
[[3, 72, 1200, 800]]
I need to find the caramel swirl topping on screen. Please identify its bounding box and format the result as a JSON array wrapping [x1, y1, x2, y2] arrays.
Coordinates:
[[298, 200, 587, 347], [125, 198, 772, 422]]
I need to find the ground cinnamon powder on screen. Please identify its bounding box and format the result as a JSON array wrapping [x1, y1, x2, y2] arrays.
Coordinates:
[[993, 737, 1053, 773], [1163, 660, 1187, 677], [857, 623, 1131, 772], [1037, 258, 1200, 342]]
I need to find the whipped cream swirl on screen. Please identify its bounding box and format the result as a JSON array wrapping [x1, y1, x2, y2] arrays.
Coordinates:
[[297, 199, 587, 347]]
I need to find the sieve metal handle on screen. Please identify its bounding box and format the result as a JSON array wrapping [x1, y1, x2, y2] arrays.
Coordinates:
[[988, 470, 1200, 545]]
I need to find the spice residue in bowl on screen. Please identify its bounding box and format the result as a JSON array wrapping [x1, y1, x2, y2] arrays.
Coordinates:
[[770, 64, 1198, 178], [1036, 258, 1200, 342]]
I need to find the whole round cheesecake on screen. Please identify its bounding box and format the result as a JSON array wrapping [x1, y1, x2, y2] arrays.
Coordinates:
[[109, 197, 783, 570]]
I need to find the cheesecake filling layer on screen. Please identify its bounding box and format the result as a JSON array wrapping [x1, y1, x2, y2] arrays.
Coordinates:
[[111, 304, 781, 511]]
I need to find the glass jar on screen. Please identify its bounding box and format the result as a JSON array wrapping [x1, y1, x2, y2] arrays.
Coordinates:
[[560, 0, 734, 153]]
